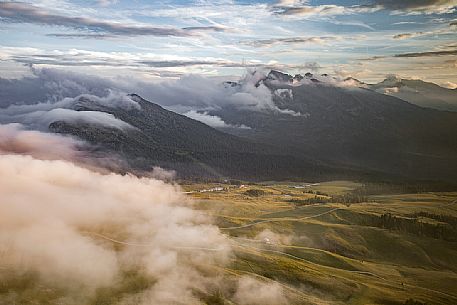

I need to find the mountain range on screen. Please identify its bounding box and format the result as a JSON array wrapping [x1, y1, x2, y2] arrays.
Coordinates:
[[211, 71, 457, 182], [370, 75, 457, 112], [49, 94, 343, 180], [33, 71, 457, 182]]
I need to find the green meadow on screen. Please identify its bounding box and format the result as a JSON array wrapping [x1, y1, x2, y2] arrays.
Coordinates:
[[185, 181, 457, 305]]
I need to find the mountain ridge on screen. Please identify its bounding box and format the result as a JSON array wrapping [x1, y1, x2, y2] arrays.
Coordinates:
[[369, 75, 457, 112], [49, 94, 357, 180], [208, 70, 457, 182], [24, 69, 457, 182]]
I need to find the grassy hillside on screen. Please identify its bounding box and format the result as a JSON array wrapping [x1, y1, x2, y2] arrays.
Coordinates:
[[185, 181, 457, 305], [2, 181, 455, 304]]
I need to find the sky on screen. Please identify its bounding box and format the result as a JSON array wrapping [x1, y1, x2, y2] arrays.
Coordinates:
[[0, 0, 456, 86]]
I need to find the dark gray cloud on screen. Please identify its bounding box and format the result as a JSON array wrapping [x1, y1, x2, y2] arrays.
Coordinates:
[[138, 59, 234, 68], [7, 54, 240, 69], [270, 0, 378, 17], [3, 49, 313, 72], [271, 3, 361, 17], [362, 48, 457, 60], [242, 36, 338, 47], [394, 49, 457, 57], [0, 2, 223, 37], [182, 26, 226, 32], [369, 0, 456, 12], [274, 5, 341, 16], [9, 55, 127, 67], [45, 33, 116, 39], [393, 32, 425, 39], [271, 0, 456, 16]]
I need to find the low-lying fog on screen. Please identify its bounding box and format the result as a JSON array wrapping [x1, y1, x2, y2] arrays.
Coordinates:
[[0, 124, 287, 305]]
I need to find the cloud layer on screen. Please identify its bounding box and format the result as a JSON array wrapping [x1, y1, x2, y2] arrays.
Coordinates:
[[272, 0, 457, 16], [0, 123, 82, 160], [369, 0, 457, 14], [0, 0, 456, 85], [0, 125, 291, 304], [0, 67, 307, 123], [0, 153, 233, 303], [0, 90, 138, 131], [183, 110, 251, 129], [0, 2, 223, 37]]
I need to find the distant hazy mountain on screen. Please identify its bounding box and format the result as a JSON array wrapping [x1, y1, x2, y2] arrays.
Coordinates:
[[210, 70, 457, 182], [370, 75, 457, 112]]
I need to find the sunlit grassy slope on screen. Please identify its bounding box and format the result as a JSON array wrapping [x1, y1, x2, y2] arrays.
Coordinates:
[[185, 181, 457, 305], [2, 181, 456, 305]]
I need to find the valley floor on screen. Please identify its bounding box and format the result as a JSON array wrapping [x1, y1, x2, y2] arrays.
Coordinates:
[[184, 181, 457, 305]]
